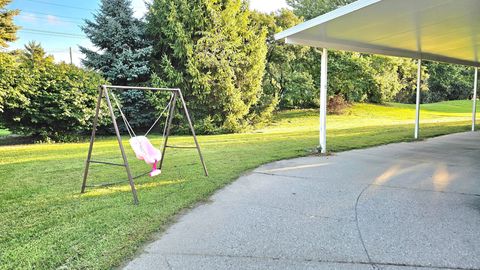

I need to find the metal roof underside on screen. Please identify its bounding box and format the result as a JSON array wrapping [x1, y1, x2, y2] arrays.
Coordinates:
[[275, 0, 480, 67]]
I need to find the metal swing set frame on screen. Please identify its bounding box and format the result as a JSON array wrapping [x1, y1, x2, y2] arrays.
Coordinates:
[[81, 85, 208, 204]]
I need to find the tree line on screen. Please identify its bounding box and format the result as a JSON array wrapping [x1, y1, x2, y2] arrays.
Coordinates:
[[0, 0, 476, 141]]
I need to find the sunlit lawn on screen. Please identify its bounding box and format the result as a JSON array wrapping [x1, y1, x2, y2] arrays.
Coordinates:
[[0, 100, 476, 269], [0, 128, 10, 137]]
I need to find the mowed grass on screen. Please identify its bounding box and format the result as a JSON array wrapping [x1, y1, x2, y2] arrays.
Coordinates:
[[0, 128, 10, 137], [0, 100, 477, 269]]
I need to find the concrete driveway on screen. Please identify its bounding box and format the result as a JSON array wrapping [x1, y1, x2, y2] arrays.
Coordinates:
[[124, 132, 480, 270]]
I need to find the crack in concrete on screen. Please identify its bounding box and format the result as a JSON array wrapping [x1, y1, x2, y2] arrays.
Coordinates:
[[164, 257, 173, 270], [354, 184, 379, 270], [253, 171, 315, 180]]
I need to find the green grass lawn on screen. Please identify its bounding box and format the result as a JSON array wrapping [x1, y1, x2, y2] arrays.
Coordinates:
[[0, 128, 11, 137], [0, 100, 477, 269]]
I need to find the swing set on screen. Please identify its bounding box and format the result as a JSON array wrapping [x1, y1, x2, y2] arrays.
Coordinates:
[[81, 85, 208, 204]]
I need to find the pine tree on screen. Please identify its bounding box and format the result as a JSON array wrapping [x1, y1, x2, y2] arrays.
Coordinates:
[[22, 41, 54, 68], [0, 0, 19, 48], [80, 0, 152, 84], [81, 0, 155, 130]]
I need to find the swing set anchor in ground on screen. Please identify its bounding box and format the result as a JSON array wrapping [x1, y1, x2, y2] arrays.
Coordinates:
[[81, 85, 208, 205]]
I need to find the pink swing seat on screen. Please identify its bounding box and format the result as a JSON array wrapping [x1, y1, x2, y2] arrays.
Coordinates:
[[129, 136, 162, 177]]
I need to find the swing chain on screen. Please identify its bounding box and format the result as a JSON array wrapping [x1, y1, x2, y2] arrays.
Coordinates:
[[110, 90, 174, 140]]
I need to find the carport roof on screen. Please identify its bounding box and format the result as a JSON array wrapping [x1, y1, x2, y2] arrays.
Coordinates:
[[274, 0, 480, 67]]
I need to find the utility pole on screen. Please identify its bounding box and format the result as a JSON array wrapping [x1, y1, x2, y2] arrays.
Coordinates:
[[69, 47, 73, 65]]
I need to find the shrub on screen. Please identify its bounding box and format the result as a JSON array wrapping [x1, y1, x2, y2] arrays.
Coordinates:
[[0, 50, 109, 141]]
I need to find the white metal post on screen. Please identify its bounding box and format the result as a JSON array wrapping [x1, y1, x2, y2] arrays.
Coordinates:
[[415, 59, 422, 139], [472, 67, 478, 131], [319, 48, 328, 154]]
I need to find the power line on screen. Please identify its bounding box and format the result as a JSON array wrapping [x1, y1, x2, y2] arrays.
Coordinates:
[[44, 48, 82, 53], [18, 14, 82, 25], [24, 0, 95, 12], [20, 10, 87, 21], [19, 31, 86, 39], [22, 28, 85, 37], [19, 28, 87, 39]]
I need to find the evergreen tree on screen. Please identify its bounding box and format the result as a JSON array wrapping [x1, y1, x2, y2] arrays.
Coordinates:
[[22, 41, 53, 68], [80, 0, 151, 84], [286, 0, 354, 19], [81, 0, 155, 130], [0, 0, 19, 113], [0, 0, 19, 48], [148, 0, 268, 133]]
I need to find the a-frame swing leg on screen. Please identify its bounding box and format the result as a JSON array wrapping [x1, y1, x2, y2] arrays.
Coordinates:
[[104, 86, 139, 204], [158, 91, 208, 176], [159, 92, 177, 171], [82, 87, 103, 193], [82, 87, 139, 204], [178, 90, 209, 176]]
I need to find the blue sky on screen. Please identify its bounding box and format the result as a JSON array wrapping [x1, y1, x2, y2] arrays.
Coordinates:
[[7, 0, 289, 65]]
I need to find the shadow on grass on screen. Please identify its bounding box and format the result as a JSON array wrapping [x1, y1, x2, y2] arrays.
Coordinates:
[[0, 135, 36, 146], [79, 179, 186, 198]]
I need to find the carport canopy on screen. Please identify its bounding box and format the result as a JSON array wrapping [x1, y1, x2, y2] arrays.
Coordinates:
[[274, 0, 480, 153]]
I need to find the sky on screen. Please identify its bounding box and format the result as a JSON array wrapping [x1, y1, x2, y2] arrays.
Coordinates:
[[6, 0, 290, 66]]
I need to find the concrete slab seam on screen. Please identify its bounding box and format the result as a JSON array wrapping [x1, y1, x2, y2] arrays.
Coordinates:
[[158, 252, 480, 270], [369, 184, 480, 197]]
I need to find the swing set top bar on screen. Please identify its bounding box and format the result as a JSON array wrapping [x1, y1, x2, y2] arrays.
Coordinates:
[[102, 85, 181, 92]]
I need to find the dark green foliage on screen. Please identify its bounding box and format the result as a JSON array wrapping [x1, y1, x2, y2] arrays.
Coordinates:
[[81, 0, 156, 131], [253, 9, 317, 109], [0, 0, 19, 48], [268, 0, 427, 107], [394, 61, 429, 104], [257, 8, 422, 109], [148, 0, 269, 133], [329, 53, 426, 104], [423, 62, 474, 103], [0, 45, 108, 141]]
